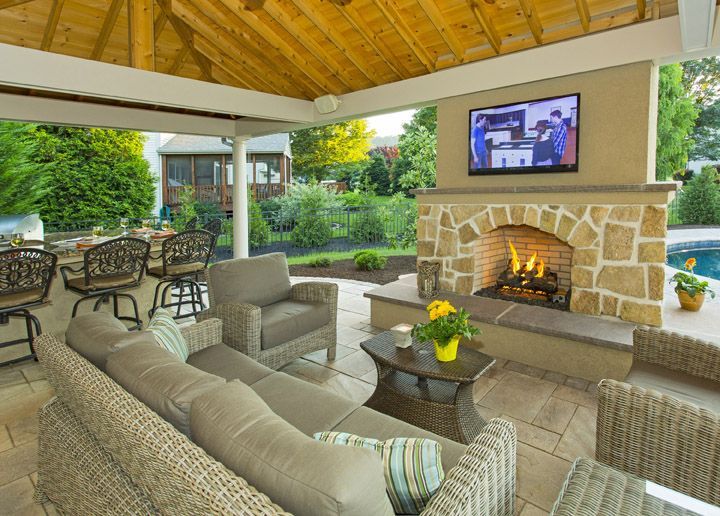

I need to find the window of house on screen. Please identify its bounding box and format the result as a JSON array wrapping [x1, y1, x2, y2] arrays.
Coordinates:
[[195, 155, 222, 185], [225, 157, 254, 184], [166, 156, 191, 187], [255, 155, 281, 184]]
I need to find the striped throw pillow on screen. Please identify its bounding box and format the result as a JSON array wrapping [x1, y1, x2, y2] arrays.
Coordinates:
[[314, 431, 444, 514], [146, 308, 189, 361]]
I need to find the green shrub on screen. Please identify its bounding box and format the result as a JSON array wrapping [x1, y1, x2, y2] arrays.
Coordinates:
[[249, 198, 270, 247], [354, 250, 387, 271], [278, 182, 341, 226], [338, 191, 365, 206], [386, 193, 418, 249], [351, 207, 387, 243], [308, 257, 333, 267], [292, 215, 332, 247], [678, 165, 720, 225]]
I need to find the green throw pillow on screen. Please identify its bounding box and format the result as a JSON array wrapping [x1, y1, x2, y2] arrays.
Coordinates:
[[314, 431, 444, 514], [146, 308, 189, 361]]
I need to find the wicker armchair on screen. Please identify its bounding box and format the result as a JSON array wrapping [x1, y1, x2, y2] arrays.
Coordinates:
[[197, 253, 338, 370], [596, 326, 720, 506]]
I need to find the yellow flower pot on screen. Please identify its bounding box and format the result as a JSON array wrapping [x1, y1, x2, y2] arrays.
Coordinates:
[[678, 291, 705, 312], [433, 335, 461, 362]]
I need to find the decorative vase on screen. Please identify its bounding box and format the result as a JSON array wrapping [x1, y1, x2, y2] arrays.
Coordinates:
[[433, 335, 460, 362], [678, 291, 705, 311]]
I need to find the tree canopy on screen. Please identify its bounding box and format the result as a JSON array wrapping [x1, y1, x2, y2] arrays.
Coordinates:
[[682, 57, 720, 161], [393, 106, 438, 191]]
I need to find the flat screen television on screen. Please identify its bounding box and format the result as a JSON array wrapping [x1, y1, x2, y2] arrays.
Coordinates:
[[468, 93, 580, 176]]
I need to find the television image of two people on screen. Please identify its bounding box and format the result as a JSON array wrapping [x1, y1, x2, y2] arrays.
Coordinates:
[[468, 94, 579, 175]]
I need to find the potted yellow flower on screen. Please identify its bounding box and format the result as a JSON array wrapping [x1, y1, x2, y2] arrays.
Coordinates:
[[411, 300, 480, 362], [670, 257, 715, 311]]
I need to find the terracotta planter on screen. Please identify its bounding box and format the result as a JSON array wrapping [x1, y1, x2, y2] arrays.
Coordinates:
[[677, 290, 705, 312], [433, 335, 460, 362]]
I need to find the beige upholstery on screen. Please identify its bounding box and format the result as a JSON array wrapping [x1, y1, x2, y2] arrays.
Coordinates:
[[106, 341, 225, 436], [147, 262, 205, 279], [0, 288, 44, 309], [187, 344, 274, 385], [260, 300, 331, 350], [191, 381, 394, 516], [67, 274, 136, 291], [207, 252, 291, 307], [333, 407, 468, 475], [250, 372, 359, 436], [65, 312, 157, 370]]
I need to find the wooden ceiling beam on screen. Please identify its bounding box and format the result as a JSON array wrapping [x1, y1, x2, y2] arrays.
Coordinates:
[[90, 0, 124, 60], [167, 44, 188, 74], [416, 0, 465, 62], [40, 0, 65, 51], [637, 0, 647, 20], [467, 1, 501, 54], [373, 0, 436, 72], [154, 8, 167, 41], [518, 0, 543, 45], [156, 0, 214, 82], [287, 0, 383, 86], [576, 0, 591, 32], [0, 0, 34, 9], [128, 0, 155, 70]]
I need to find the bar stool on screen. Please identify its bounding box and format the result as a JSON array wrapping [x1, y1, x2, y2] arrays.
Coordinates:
[[60, 238, 151, 330], [147, 229, 214, 320], [184, 216, 199, 230], [0, 248, 57, 365]]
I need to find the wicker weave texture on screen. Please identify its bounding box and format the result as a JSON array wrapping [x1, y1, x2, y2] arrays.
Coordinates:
[[35, 333, 288, 515], [596, 379, 720, 507], [552, 458, 700, 515], [421, 418, 516, 516], [180, 317, 223, 354]]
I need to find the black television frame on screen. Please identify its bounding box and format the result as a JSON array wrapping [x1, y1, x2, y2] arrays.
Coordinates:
[[468, 93, 580, 176]]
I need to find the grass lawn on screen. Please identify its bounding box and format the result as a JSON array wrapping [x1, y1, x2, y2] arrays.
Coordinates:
[[286, 246, 417, 265]]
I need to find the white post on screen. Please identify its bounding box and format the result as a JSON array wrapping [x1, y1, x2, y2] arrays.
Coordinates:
[[232, 137, 249, 258]]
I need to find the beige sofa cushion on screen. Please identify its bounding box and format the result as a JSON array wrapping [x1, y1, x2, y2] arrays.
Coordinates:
[[65, 312, 157, 370], [250, 372, 359, 436], [626, 362, 720, 412], [106, 341, 225, 436], [207, 252, 291, 307], [332, 407, 468, 475], [187, 344, 274, 385], [191, 381, 393, 516], [260, 300, 331, 350]]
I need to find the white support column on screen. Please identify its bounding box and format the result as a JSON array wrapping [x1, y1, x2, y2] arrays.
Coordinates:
[[232, 137, 250, 258]]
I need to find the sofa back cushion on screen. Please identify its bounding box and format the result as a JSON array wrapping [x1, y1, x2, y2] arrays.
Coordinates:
[[191, 381, 394, 516], [65, 312, 157, 371], [106, 342, 225, 436], [207, 252, 291, 307]]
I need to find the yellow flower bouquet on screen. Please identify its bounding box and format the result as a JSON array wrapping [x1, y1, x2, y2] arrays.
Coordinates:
[[411, 300, 480, 361]]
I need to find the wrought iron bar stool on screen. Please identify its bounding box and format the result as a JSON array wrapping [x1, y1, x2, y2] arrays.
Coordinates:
[[147, 229, 214, 320], [0, 248, 57, 365], [184, 216, 199, 230], [172, 218, 223, 306], [60, 238, 151, 330]]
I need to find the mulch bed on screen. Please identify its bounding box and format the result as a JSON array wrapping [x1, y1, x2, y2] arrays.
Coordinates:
[[289, 255, 417, 285]]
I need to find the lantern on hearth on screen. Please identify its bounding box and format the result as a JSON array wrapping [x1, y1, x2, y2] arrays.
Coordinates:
[[417, 261, 440, 299]]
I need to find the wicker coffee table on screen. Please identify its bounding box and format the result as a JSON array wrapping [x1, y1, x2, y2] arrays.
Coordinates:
[[360, 331, 495, 444]]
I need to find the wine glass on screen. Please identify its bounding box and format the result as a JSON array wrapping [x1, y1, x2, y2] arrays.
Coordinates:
[[161, 219, 171, 232], [141, 219, 152, 231], [10, 233, 24, 248], [120, 217, 129, 236], [92, 226, 103, 239]]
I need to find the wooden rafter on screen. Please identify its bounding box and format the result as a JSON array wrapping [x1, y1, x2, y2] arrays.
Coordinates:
[[416, 0, 465, 62], [518, 0, 543, 45], [91, 0, 124, 60], [287, 0, 383, 85], [156, 0, 214, 82], [167, 45, 189, 74], [127, 0, 155, 70], [0, 0, 33, 9], [467, 1, 501, 54], [637, 0, 647, 20], [154, 8, 167, 41], [373, 0, 435, 72], [575, 0, 591, 32], [333, 3, 408, 80], [40, 0, 64, 51]]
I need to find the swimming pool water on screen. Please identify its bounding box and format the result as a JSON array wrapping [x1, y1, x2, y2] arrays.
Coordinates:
[[666, 247, 720, 280]]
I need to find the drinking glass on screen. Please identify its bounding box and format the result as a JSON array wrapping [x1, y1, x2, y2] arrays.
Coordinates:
[[120, 217, 129, 236], [141, 219, 152, 230], [161, 219, 171, 231], [10, 233, 24, 248], [92, 226, 103, 238]]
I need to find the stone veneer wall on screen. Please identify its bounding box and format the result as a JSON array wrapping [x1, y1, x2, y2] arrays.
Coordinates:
[[417, 203, 667, 326]]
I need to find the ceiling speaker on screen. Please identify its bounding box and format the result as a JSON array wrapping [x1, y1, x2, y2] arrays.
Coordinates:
[[314, 94, 341, 114]]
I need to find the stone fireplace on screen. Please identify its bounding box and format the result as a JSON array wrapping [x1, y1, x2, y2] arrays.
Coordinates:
[[416, 188, 673, 326]]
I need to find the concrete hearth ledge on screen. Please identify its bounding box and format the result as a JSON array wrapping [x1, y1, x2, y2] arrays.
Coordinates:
[[410, 182, 679, 196], [364, 279, 634, 353]]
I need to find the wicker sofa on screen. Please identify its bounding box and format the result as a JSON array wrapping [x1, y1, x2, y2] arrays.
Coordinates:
[[34, 312, 517, 515], [596, 326, 720, 507]]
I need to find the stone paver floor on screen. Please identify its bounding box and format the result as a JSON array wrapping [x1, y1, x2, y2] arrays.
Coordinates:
[[0, 277, 598, 515]]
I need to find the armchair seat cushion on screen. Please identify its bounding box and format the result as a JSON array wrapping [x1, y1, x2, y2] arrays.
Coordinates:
[[260, 299, 331, 350], [626, 362, 720, 412], [187, 344, 274, 385]]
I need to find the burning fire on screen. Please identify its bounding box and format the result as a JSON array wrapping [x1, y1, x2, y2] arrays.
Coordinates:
[[509, 242, 545, 278]]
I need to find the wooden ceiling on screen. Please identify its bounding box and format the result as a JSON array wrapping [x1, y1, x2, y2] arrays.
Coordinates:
[[0, 0, 680, 101]]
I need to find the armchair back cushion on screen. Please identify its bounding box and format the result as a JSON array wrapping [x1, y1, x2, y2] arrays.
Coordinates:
[[65, 311, 158, 370], [106, 341, 225, 436], [191, 381, 394, 516], [207, 252, 291, 307], [260, 300, 331, 350]]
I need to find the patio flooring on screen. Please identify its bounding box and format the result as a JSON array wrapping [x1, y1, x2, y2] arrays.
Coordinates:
[[0, 276, 599, 515]]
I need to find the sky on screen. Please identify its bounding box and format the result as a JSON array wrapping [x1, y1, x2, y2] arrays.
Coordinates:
[[365, 109, 415, 137]]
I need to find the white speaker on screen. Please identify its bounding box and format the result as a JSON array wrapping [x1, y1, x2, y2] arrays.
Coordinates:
[[314, 94, 341, 114]]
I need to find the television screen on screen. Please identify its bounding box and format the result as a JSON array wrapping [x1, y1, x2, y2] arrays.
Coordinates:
[[468, 93, 580, 175]]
